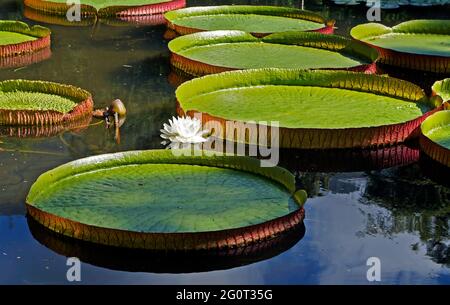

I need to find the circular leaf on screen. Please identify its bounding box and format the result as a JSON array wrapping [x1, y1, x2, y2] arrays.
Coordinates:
[[165, 5, 334, 36], [351, 20, 450, 73], [176, 69, 440, 149], [169, 30, 378, 76], [26, 149, 306, 250]]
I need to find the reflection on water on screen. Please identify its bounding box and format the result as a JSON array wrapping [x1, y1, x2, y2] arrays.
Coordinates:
[[27, 217, 306, 273], [280, 144, 419, 173], [0, 0, 449, 284], [0, 46, 51, 70], [23, 7, 168, 27]]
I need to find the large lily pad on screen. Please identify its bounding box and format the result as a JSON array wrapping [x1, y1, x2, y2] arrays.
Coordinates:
[[164, 6, 335, 37], [420, 109, 450, 167], [26, 149, 306, 250], [0, 79, 93, 126], [24, 0, 186, 18], [0, 20, 50, 58], [351, 20, 450, 73], [177, 69, 442, 149], [169, 31, 378, 76]]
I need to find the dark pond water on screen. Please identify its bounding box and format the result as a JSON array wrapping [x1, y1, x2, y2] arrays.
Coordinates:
[[1, 0, 449, 284]]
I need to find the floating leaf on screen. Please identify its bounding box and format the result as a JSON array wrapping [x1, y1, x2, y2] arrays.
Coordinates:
[[420, 110, 450, 167], [164, 5, 335, 37], [176, 69, 441, 149], [351, 20, 450, 73], [0, 20, 51, 58], [169, 30, 378, 76], [0, 79, 93, 126], [26, 149, 306, 250]]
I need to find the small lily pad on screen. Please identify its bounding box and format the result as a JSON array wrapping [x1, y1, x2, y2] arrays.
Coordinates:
[[0, 79, 93, 126], [0, 21, 51, 59]]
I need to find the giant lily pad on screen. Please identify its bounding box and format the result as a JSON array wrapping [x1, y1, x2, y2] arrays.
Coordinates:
[[24, 0, 186, 18], [0, 80, 93, 126], [0, 21, 50, 59], [164, 5, 335, 37], [176, 69, 443, 149], [26, 149, 307, 250], [169, 31, 378, 76], [351, 20, 450, 73], [420, 110, 450, 168]]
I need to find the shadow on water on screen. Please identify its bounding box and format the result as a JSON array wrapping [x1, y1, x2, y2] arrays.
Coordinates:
[[27, 217, 306, 273], [420, 153, 450, 188]]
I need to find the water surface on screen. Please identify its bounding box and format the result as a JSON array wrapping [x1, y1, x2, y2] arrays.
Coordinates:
[[0, 0, 449, 284]]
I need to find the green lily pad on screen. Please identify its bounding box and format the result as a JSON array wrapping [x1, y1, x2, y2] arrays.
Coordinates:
[[169, 31, 378, 76], [0, 31, 37, 46], [420, 110, 450, 167], [0, 21, 51, 59], [0, 91, 76, 114], [0, 79, 93, 126], [26, 150, 306, 250], [351, 20, 450, 73], [360, 33, 448, 57], [177, 69, 439, 149], [0, 21, 50, 44], [165, 6, 333, 36], [432, 78, 450, 102], [423, 118, 450, 149]]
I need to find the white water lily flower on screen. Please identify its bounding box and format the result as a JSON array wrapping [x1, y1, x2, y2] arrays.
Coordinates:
[[160, 116, 210, 147]]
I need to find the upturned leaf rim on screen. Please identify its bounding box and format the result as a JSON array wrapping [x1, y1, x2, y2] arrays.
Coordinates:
[[168, 30, 379, 76], [26, 149, 307, 250], [176, 68, 443, 149], [0, 79, 93, 126]]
